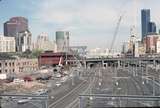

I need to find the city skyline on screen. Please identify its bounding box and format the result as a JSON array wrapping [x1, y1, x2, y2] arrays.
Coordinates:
[[0, 0, 160, 50]]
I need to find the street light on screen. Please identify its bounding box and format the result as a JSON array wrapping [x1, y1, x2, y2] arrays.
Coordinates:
[[112, 77, 129, 95], [142, 76, 155, 96]]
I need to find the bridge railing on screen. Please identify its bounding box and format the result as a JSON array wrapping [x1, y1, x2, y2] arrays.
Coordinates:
[[79, 94, 160, 107]]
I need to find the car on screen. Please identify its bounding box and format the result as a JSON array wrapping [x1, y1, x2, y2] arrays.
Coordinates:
[[35, 89, 48, 95], [23, 76, 33, 82], [55, 82, 61, 87], [36, 77, 43, 80], [17, 99, 30, 104], [13, 78, 24, 83], [50, 96, 54, 99]]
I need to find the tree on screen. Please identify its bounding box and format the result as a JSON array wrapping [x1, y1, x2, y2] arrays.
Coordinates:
[[31, 49, 43, 58]]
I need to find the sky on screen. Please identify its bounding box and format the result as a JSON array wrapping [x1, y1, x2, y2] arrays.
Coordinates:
[[0, 0, 160, 50]]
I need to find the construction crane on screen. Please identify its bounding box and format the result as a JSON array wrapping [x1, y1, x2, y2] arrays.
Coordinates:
[[108, 0, 131, 55], [58, 34, 82, 68], [109, 12, 125, 54]]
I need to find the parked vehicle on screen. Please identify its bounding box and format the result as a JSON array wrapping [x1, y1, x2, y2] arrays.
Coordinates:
[[55, 82, 61, 87], [23, 76, 33, 82], [36, 75, 52, 81], [13, 78, 24, 83], [35, 89, 48, 95]]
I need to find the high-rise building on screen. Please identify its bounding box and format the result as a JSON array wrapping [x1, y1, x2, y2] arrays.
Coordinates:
[[4, 17, 28, 37], [0, 35, 15, 52], [56, 31, 70, 52], [16, 30, 32, 52], [36, 33, 55, 51], [141, 9, 150, 39], [121, 42, 129, 54], [148, 22, 156, 33]]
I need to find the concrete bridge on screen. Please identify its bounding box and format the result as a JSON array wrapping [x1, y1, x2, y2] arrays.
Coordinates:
[[66, 57, 160, 68]]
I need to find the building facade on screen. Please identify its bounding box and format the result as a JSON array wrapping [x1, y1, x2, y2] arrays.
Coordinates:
[[141, 9, 150, 39], [121, 42, 129, 54], [0, 35, 15, 52], [138, 41, 146, 56], [156, 37, 160, 53], [0, 58, 38, 74], [4, 17, 28, 37], [15, 58, 38, 73], [0, 59, 16, 74], [16, 30, 32, 52], [36, 33, 55, 51], [148, 22, 156, 33], [56, 31, 70, 52], [143, 34, 159, 54], [38, 52, 74, 67]]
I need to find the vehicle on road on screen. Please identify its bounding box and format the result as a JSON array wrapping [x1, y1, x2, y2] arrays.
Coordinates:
[[55, 82, 61, 87], [17, 99, 29, 104], [35, 89, 48, 95], [17, 97, 32, 104]]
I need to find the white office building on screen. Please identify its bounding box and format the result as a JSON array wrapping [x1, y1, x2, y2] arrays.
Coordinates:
[[0, 35, 15, 52], [36, 33, 55, 51], [16, 30, 32, 52]]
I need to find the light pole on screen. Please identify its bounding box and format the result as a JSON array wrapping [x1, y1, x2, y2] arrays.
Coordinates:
[[72, 71, 75, 86], [153, 77, 155, 96], [142, 76, 155, 96], [146, 65, 148, 77]]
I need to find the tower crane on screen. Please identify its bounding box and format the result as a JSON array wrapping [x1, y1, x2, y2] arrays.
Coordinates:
[[109, 12, 125, 55]]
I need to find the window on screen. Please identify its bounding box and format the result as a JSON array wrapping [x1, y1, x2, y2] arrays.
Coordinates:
[[21, 37, 24, 44], [5, 63, 7, 66], [5, 69, 7, 73], [9, 62, 11, 66], [0, 70, 1, 73], [0, 63, 1, 67]]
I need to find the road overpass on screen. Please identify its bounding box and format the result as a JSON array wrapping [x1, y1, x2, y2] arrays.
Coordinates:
[[66, 57, 160, 68]]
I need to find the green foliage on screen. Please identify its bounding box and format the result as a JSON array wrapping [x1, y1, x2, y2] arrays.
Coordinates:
[[17, 49, 43, 58], [31, 49, 43, 58]]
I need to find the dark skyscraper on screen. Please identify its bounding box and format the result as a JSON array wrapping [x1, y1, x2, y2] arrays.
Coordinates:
[[141, 9, 150, 39], [4, 17, 28, 37], [148, 22, 156, 33]]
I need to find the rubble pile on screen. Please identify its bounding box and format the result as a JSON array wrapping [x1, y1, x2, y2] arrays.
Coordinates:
[[2, 81, 47, 93]]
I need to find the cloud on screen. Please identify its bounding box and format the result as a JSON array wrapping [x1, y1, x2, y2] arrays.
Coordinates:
[[35, 1, 118, 26], [32, 0, 160, 50]]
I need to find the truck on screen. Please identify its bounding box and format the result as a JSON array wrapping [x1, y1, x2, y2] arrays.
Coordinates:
[[0, 74, 7, 80]]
